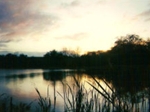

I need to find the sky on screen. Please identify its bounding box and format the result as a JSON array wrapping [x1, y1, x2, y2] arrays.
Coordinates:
[[0, 0, 150, 56]]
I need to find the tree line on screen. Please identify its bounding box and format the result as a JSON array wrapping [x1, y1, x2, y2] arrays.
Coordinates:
[[0, 34, 150, 71]]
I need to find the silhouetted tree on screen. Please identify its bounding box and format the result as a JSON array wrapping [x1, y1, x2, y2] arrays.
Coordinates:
[[109, 34, 149, 66], [0, 34, 150, 71]]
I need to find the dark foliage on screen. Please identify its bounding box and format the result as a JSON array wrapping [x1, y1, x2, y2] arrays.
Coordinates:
[[0, 34, 150, 70]]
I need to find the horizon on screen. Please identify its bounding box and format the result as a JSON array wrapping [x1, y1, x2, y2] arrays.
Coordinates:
[[0, 0, 150, 55], [0, 48, 108, 57]]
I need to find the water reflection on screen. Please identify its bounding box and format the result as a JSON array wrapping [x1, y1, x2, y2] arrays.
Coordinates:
[[5, 73, 40, 81], [43, 71, 65, 81], [0, 69, 149, 112], [0, 69, 90, 111], [5, 74, 27, 80]]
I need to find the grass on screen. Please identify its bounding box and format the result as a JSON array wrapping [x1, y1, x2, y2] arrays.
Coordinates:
[[0, 76, 149, 112], [57, 76, 101, 112], [87, 76, 149, 112], [35, 87, 55, 112], [0, 93, 32, 112]]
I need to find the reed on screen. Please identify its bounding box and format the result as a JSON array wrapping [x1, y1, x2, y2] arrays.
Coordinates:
[[0, 93, 32, 112], [35, 87, 55, 112], [57, 76, 112, 112], [87, 76, 148, 112], [0, 76, 149, 112]]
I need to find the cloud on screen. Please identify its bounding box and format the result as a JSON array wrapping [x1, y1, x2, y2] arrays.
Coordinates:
[[137, 9, 150, 21], [56, 32, 88, 41], [0, 44, 7, 50], [0, 32, 11, 49], [139, 9, 150, 17], [0, 0, 107, 43], [0, 0, 58, 42], [0, 1, 12, 23], [61, 0, 80, 7], [145, 18, 150, 22]]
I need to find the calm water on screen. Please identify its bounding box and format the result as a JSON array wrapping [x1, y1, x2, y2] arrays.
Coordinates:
[[0, 69, 110, 111], [0, 69, 148, 112]]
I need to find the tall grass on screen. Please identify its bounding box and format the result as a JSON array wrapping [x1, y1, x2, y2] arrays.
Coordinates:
[[0, 76, 149, 112], [35, 88, 52, 112], [58, 76, 101, 112], [57, 76, 122, 112], [0, 93, 32, 112], [87, 76, 149, 112]]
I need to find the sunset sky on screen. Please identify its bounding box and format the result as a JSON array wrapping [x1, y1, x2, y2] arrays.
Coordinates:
[[0, 0, 150, 56]]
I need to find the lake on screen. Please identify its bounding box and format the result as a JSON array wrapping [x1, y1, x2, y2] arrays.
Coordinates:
[[0, 69, 149, 112]]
